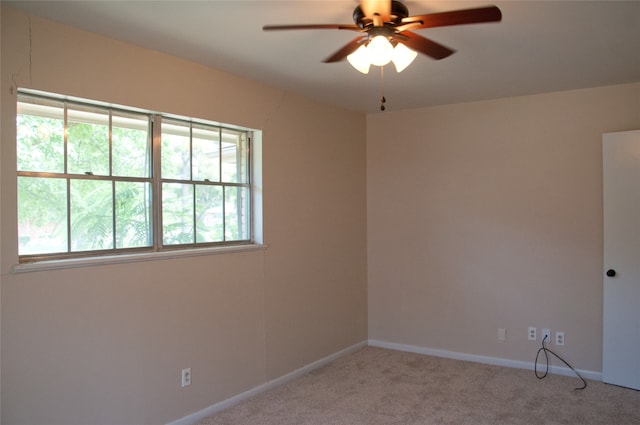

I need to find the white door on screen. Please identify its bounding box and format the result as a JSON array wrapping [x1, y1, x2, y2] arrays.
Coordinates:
[[602, 129, 640, 390]]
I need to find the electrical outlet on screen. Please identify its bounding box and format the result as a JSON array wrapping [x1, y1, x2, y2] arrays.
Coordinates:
[[181, 368, 191, 387], [528, 327, 536, 341], [555, 331, 565, 346], [498, 328, 506, 342], [541, 328, 551, 343]]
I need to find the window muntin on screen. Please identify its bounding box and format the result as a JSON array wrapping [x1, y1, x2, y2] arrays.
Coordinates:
[[16, 91, 252, 262]]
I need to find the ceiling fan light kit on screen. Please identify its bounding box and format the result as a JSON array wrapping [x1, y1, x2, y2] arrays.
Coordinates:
[[347, 35, 418, 74], [264, 0, 502, 107]]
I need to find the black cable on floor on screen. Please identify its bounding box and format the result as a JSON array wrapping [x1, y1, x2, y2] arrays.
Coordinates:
[[534, 335, 587, 390]]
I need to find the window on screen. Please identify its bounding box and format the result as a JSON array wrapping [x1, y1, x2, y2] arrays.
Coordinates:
[[16, 90, 254, 262]]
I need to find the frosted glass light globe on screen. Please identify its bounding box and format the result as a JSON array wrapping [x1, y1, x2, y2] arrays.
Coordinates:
[[347, 44, 371, 74], [391, 43, 418, 72], [367, 36, 394, 66]]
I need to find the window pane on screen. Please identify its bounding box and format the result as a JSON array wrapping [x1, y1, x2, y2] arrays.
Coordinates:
[[162, 120, 191, 180], [18, 176, 68, 255], [17, 98, 65, 173], [192, 125, 220, 182], [221, 130, 248, 183], [195, 184, 223, 243], [112, 112, 150, 178], [162, 183, 194, 245], [70, 180, 113, 251], [116, 182, 152, 248], [67, 105, 110, 176], [225, 186, 250, 241]]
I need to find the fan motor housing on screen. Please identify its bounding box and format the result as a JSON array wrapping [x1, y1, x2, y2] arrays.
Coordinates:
[[353, 0, 410, 29]]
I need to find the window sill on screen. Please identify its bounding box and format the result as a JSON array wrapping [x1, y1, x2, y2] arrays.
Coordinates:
[[12, 243, 268, 274]]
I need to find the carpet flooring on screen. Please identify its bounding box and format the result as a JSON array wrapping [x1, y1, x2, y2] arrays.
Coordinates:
[[196, 346, 640, 425]]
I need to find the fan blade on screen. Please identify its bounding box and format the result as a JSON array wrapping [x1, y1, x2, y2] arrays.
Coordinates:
[[402, 5, 502, 29], [393, 22, 422, 33], [263, 24, 359, 31], [323, 36, 366, 63], [360, 0, 391, 23], [399, 31, 455, 60]]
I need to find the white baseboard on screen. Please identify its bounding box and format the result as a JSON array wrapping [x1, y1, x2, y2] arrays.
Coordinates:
[[368, 339, 602, 382], [166, 340, 368, 425], [167, 338, 601, 425]]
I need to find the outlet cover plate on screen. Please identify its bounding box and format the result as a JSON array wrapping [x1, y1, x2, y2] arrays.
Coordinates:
[[498, 328, 506, 342], [181, 368, 191, 387], [542, 328, 551, 343]]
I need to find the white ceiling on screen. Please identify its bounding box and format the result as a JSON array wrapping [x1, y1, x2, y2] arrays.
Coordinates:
[[5, 0, 640, 113]]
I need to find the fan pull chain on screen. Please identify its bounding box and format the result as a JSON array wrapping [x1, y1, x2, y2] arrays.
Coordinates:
[[380, 66, 386, 111]]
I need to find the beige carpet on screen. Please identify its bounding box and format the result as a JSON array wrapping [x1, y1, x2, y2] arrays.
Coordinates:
[[196, 346, 640, 425]]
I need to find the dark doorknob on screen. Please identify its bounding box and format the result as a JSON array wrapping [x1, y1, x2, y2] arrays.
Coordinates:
[[606, 269, 616, 277]]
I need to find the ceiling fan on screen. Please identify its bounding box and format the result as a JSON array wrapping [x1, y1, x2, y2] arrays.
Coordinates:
[[263, 0, 502, 73]]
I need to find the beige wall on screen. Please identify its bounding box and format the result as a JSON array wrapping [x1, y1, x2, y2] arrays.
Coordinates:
[[367, 83, 640, 372], [1, 7, 367, 425], [4, 4, 640, 425]]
